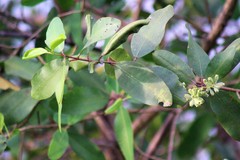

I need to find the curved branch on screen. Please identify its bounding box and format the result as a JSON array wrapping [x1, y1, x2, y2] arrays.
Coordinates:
[[202, 0, 237, 53]]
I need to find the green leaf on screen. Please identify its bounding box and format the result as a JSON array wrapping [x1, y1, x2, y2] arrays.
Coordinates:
[[131, 5, 174, 58], [69, 69, 108, 94], [177, 113, 214, 159], [105, 48, 132, 78], [45, 17, 66, 52], [102, 19, 150, 56], [0, 135, 7, 154], [105, 98, 123, 114], [83, 17, 121, 49], [0, 88, 38, 125], [114, 107, 134, 160], [22, 48, 50, 60], [153, 50, 195, 84], [0, 113, 4, 133], [210, 91, 240, 141], [150, 66, 187, 105], [31, 59, 68, 130], [205, 38, 240, 79], [48, 130, 69, 160], [21, 0, 43, 6], [69, 60, 88, 71], [51, 87, 108, 125], [4, 56, 41, 80], [186, 24, 210, 76], [69, 131, 105, 160], [49, 34, 66, 51], [31, 59, 68, 100], [115, 61, 172, 106]]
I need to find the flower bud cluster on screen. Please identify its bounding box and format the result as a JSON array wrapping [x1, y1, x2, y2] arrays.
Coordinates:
[[203, 75, 225, 96], [184, 75, 225, 107]]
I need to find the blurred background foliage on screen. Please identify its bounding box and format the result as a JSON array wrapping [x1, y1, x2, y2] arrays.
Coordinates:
[[0, 0, 240, 159]]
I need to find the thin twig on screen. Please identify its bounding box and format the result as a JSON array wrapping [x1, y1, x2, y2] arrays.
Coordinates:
[[132, 0, 142, 21], [221, 86, 240, 93], [135, 143, 164, 160], [19, 124, 58, 132], [167, 109, 181, 160], [143, 113, 175, 160]]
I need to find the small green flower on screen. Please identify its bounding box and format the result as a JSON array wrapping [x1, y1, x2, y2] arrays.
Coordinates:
[[184, 86, 207, 107], [203, 75, 225, 96]]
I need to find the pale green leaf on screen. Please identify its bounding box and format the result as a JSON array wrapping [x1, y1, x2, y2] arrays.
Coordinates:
[[105, 98, 123, 114], [205, 38, 240, 79], [115, 61, 172, 106], [31, 59, 68, 100], [45, 17, 66, 52], [49, 34, 66, 51], [114, 107, 134, 160], [22, 48, 50, 60], [153, 50, 195, 84], [131, 5, 174, 58], [83, 17, 121, 49], [48, 130, 69, 160], [31, 59, 68, 130], [186, 24, 210, 76], [0, 113, 4, 133]]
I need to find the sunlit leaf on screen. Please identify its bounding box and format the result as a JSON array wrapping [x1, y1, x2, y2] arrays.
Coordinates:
[[22, 48, 50, 60], [115, 61, 172, 106], [131, 5, 174, 58], [0, 113, 4, 133], [105, 98, 123, 114], [31, 59, 68, 130], [45, 17, 66, 52], [114, 107, 134, 160]]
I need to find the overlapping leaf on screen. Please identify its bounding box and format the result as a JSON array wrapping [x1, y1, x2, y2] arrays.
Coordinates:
[[153, 50, 195, 84], [115, 61, 172, 106], [131, 5, 174, 58]]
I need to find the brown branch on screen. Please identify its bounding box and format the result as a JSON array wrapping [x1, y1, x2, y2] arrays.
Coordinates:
[[167, 109, 181, 160], [135, 143, 164, 160], [132, 0, 142, 21], [202, 0, 237, 53], [143, 112, 175, 160], [19, 124, 58, 132], [220, 86, 240, 93]]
